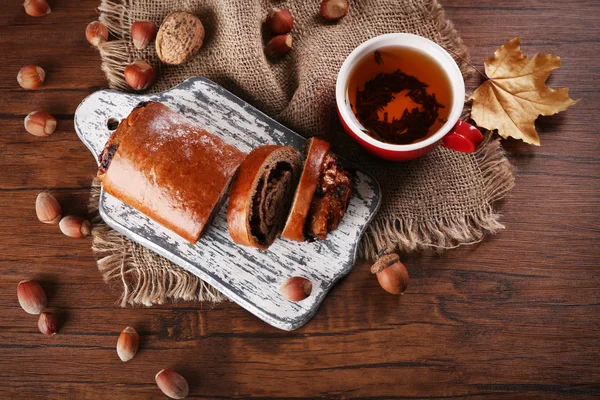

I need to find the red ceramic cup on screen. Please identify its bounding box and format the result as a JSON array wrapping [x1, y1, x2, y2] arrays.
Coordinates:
[[336, 33, 483, 161]]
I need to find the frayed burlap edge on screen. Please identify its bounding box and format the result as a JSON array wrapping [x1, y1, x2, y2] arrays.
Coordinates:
[[88, 179, 227, 306], [97, 1, 136, 91], [359, 134, 515, 259]]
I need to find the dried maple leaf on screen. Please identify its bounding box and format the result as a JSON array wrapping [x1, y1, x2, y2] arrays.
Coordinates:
[[469, 37, 580, 145]]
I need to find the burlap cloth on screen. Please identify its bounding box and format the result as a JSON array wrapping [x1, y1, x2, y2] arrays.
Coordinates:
[[91, 0, 514, 306]]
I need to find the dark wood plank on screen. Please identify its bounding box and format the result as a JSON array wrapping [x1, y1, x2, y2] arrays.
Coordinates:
[[0, 0, 598, 398]]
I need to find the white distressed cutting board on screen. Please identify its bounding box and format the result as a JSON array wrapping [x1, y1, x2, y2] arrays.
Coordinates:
[[74, 77, 381, 331]]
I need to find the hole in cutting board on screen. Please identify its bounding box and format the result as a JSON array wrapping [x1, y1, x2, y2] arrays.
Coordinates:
[[106, 117, 119, 131]]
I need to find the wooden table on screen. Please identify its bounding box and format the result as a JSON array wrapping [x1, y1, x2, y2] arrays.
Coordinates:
[[1, 0, 598, 398]]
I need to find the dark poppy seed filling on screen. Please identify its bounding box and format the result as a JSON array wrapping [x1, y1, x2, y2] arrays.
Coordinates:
[[249, 162, 295, 245]]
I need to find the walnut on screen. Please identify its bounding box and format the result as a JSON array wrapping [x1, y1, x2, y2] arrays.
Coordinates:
[[155, 12, 205, 65]]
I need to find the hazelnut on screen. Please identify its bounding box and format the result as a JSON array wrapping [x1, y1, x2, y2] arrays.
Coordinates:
[[280, 276, 312, 302], [155, 369, 189, 399], [35, 192, 62, 224], [17, 280, 47, 315], [320, 0, 349, 21], [86, 21, 109, 47], [371, 254, 409, 295], [131, 21, 157, 50], [266, 8, 293, 35], [17, 65, 45, 90], [156, 12, 205, 65], [124, 60, 157, 91], [265, 34, 293, 59], [23, 0, 51, 17], [117, 326, 140, 362], [38, 312, 58, 335], [59, 216, 92, 238], [25, 111, 57, 137]]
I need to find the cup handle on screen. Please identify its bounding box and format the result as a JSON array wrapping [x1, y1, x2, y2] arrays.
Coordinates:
[[441, 120, 484, 153]]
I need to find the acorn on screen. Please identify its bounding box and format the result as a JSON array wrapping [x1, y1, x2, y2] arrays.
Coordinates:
[[35, 192, 62, 224], [280, 277, 312, 302], [124, 60, 157, 91], [23, 0, 51, 17], [265, 34, 293, 59], [131, 21, 157, 50], [320, 0, 349, 21], [38, 312, 58, 335], [17, 280, 47, 315], [371, 254, 409, 295], [17, 65, 45, 90], [86, 21, 109, 47], [266, 8, 293, 35], [59, 216, 92, 238], [155, 369, 189, 399], [25, 112, 57, 137], [116, 326, 140, 362]]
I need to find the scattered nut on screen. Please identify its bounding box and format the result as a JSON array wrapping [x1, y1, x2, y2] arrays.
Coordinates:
[[124, 60, 157, 91], [23, 0, 51, 17], [320, 0, 349, 21], [131, 21, 157, 50], [86, 21, 109, 47], [371, 254, 409, 295], [35, 192, 62, 224], [280, 276, 312, 302], [117, 326, 140, 362], [59, 216, 92, 238], [266, 8, 293, 35], [155, 369, 189, 399], [156, 12, 205, 65], [38, 312, 58, 335], [17, 280, 47, 315], [265, 34, 293, 59], [25, 111, 57, 137], [17, 65, 45, 90]]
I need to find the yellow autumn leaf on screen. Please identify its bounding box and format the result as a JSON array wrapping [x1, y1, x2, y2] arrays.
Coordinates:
[[469, 37, 580, 145]]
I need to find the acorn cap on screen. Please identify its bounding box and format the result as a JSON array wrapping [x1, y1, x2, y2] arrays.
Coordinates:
[[370, 253, 400, 274]]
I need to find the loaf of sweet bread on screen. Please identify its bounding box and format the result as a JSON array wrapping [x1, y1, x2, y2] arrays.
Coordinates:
[[97, 102, 245, 243], [281, 138, 353, 241], [227, 145, 301, 249]]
